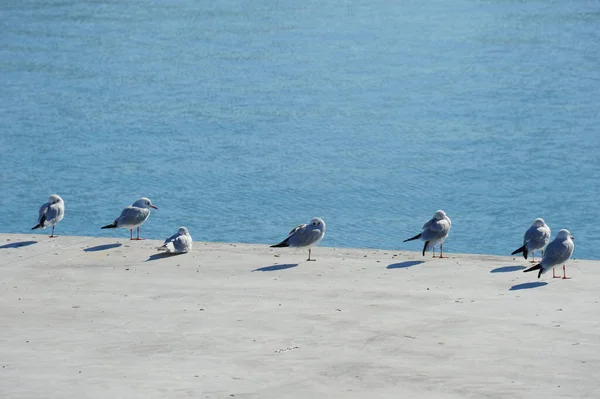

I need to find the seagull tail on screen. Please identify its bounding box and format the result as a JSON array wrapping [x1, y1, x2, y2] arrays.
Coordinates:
[[101, 221, 118, 229], [32, 215, 46, 230], [511, 244, 528, 259], [403, 233, 422, 243], [156, 241, 175, 253], [523, 263, 542, 279], [157, 242, 174, 253], [271, 238, 290, 248]]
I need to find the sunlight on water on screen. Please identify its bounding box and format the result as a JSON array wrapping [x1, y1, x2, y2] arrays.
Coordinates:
[[1, 0, 599, 258]]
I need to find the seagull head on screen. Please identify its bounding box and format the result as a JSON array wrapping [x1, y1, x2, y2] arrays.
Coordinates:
[[309, 217, 325, 230], [48, 194, 63, 205], [433, 210, 447, 220], [133, 197, 158, 209], [556, 229, 573, 241], [177, 227, 190, 236], [533, 218, 546, 228]]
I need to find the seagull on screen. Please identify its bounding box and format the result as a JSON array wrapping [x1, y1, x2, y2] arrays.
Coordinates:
[[157, 227, 193, 254], [523, 229, 574, 279], [511, 218, 551, 262], [271, 217, 326, 261], [404, 210, 452, 258], [101, 197, 157, 240], [31, 194, 65, 238]]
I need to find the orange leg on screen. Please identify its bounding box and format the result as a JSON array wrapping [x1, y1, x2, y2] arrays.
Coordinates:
[[132, 227, 145, 240], [561, 264, 571, 280]]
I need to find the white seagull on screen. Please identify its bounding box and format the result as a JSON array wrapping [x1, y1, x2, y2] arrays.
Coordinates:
[[157, 227, 193, 254], [404, 210, 452, 258], [511, 218, 551, 262], [524, 229, 574, 279], [32, 194, 65, 238], [271, 217, 326, 261], [101, 197, 157, 240]]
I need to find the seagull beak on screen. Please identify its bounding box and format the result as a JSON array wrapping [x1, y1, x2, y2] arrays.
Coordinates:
[[570, 235, 574, 240], [151, 205, 158, 209]]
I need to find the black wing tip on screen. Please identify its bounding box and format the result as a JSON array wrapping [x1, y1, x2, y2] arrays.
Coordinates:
[[270, 242, 289, 248], [404, 233, 422, 243], [511, 244, 527, 256], [523, 263, 542, 273], [31, 224, 41, 230], [422, 241, 429, 256], [101, 222, 118, 229]]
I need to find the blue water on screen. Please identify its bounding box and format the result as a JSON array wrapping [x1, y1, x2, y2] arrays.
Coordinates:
[[1, 0, 599, 258]]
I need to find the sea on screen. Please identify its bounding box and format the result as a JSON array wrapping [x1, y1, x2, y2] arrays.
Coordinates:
[[1, 0, 599, 259]]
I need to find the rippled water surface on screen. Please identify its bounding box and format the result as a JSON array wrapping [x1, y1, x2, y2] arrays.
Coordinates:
[[1, 0, 599, 258]]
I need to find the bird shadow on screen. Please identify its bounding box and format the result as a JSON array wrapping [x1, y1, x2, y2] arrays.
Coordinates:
[[490, 265, 526, 273], [509, 282, 548, 291], [0, 240, 38, 249], [146, 252, 184, 261], [84, 243, 122, 252], [387, 260, 425, 269], [252, 263, 299, 272]]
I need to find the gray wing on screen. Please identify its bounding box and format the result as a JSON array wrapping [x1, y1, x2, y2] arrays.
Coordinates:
[[172, 235, 192, 253], [421, 219, 450, 242], [289, 224, 307, 236], [524, 226, 550, 251], [421, 217, 437, 231], [542, 240, 574, 268], [38, 202, 50, 225], [44, 203, 63, 226], [163, 232, 180, 245], [117, 206, 149, 227], [523, 224, 538, 245], [287, 225, 324, 248]]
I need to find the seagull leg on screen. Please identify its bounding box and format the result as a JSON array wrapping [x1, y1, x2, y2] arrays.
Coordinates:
[[307, 248, 316, 261], [561, 264, 571, 280], [432, 247, 437, 258], [553, 268, 560, 278], [130, 229, 133, 240], [439, 244, 445, 258], [132, 226, 145, 240], [49, 225, 55, 238]]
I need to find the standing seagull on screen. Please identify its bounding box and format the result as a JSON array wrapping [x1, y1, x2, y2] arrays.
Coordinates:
[[524, 229, 574, 279], [32, 194, 65, 238], [101, 197, 157, 240], [511, 218, 551, 262], [404, 210, 452, 258], [157, 227, 193, 254], [271, 217, 326, 261]]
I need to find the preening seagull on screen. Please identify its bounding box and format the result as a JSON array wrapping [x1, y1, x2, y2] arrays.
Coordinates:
[[32, 194, 65, 238], [271, 217, 326, 261], [404, 210, 452, 258], [511, 218, 551, 262], [157, 226, 193, 254], [523, 229, 574, 279], [101, 197, 157, 240]]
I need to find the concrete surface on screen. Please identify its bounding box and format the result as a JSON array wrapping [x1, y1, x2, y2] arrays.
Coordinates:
[[1, 233, 598, 398]]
